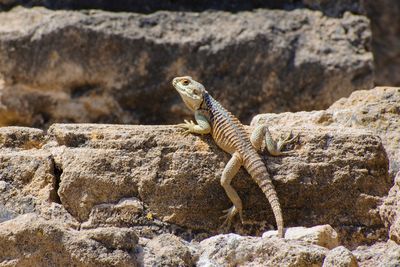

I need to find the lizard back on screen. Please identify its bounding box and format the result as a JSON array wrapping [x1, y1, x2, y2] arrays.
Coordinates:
[[201, 92, 284, 236]]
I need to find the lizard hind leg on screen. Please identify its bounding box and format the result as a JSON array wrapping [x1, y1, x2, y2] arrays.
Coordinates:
[[250, 124, 298, 156], [219, 152, 243, 229]]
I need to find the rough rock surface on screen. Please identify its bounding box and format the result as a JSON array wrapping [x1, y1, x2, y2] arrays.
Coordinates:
[[322, 246, 358, 267], [197, 234, 328, 266], [252, 86, 400, 178], [0, 86, 398, 265], [138, 234, 195, 267], [380, 172, 400, 244], [253, 86, 400, 246], [263, 224, 339, 249], [0, 7, 372, 127], [0, 213, 138, 267], [353, 240, 400, 267], [362, 0, 400, 86], [45, 123, 389, 245], [1, 1, 399, 87]]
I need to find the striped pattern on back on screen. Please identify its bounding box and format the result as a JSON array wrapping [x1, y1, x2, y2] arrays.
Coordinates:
[[203, 93, 264, 168], [202, 92, 284, 236]]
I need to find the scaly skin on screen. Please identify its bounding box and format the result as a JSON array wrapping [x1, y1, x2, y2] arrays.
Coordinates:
[[172, 76, 297, 238]]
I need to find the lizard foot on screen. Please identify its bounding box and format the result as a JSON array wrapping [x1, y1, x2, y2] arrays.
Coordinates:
[[273, 131, 299, 156], [219, 206, 244, 229], [177, 120, 196, 136]]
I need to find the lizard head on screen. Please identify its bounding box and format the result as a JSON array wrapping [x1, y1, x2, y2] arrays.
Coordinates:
[[172, 76, 206, 111]]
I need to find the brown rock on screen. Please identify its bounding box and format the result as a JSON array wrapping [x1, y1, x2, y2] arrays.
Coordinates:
[[0, 213, 138, 267], [0, 145, 56, 222], [252, 86, 400, 245], [380, 172, 400, 244], [45, 123, 389, 246], [252, 86, 400, 177], [0, 7, 372, 127], [363, 0, 400, 86]]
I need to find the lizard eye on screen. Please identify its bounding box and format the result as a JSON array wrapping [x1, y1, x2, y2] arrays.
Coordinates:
[[182, 79, 190, 86]]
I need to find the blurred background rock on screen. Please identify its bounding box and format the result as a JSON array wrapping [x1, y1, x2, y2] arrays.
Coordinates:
[[0, 0, 398, 128]]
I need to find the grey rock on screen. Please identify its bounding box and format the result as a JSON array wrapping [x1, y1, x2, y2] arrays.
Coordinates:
[[323, 246, 358, 267], [363, 0, 400, 86], [263, 224, 339, 249], [198, 233, 327, 266], [139, 234, 195, 267], [0, 7, 372, 127], [353, 240, 400, 267]]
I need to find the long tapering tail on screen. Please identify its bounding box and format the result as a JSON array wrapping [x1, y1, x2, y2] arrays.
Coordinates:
[[245, 157, 284, 237], [257, 177, 284, 237]]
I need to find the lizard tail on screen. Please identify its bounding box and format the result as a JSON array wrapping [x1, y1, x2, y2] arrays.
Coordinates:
[[257, 177, 284, 238], [246, 158, 284, 238]]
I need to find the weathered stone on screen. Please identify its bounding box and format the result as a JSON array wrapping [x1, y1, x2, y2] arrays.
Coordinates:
[[0, 126, 44, 149], [139, 234, 195, 267], [83, 227, 138, 251], [0, 0, 364, 15], [0, 147, 57, 221], [0, 213, 138, 267], [252, 86, 399, 245], [0, 7, 372, 127], [197, 233, 328, 266], [353, 240, 400, 267], [362, 0, 400, 86], [45, 123, 389, 246], [252, 86, 400, 177], [380, 171, 400, 244], [323, 246, 358, 267], [80, 197, 144, 229], [263, 224, 339, 249]]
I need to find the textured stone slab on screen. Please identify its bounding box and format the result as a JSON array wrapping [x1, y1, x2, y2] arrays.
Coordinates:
[[0, 7, 372, 127]]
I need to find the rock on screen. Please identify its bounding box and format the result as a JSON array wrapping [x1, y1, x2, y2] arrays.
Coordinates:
[[380, 172, 400, 244], [362, 1, 400, 86], [44, 123, 389, 246], [139, 234, 195, 267], [252, 86, 400, 178], [0, 146, 57, 221], [0, 213, 138, 267], [352, 240, 400, 267], [323, 246, 358, 267], [80, 197, 144, 229], [252, 86, 399, 245], [198, 233, 328, 266], [0, 7, 372, 127], [263, 224, 339, 249], [0, 1, 365, 15], [328, 87, 400, 177], [0, 126, 44, 149], [83, 227, 138, 251]]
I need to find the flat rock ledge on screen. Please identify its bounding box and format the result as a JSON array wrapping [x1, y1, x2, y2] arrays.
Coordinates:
[[0, 122, 393, 266], [1, 86, 399, 266]]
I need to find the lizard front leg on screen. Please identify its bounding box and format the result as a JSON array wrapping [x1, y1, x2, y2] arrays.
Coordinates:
[[178, 111, 211, 135], [220, 152, 243, 229], [250, 125, 298, 156]]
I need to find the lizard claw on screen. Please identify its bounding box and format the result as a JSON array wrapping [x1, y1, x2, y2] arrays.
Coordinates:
[[219, 206, 242, 229], [177, 120, 196, 135]]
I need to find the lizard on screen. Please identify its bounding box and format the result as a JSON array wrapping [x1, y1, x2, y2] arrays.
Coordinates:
[[172, 76, 297, 238]]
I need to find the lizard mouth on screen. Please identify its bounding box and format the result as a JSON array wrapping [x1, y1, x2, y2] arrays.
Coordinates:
[[172, 78, 179, 87]]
